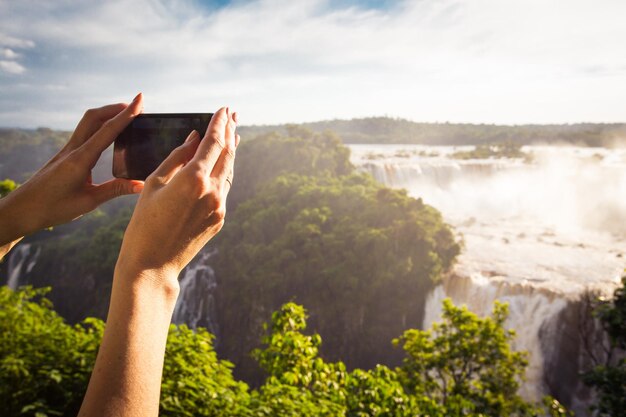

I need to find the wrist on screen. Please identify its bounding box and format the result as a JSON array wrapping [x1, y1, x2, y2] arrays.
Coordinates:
[[113, 258, 181, 303]]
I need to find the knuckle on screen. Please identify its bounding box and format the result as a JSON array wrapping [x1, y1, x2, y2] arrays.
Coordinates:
[[67, 149, 87, 168], [209, 131, 226, 150], [183, 171, 210, 199], [83, 108, 97, 121], [145, 173, 162, 188], [112, 181, 127, 197], [224, 144, 236, 160], [101, 118, 115, 131], [211, 205, 226, 223]]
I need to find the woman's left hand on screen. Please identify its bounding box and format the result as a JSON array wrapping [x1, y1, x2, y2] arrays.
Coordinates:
[[0, 94, 145, 247]]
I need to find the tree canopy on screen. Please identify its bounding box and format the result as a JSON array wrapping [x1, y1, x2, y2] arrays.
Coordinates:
[[214, 172, 459, 382]]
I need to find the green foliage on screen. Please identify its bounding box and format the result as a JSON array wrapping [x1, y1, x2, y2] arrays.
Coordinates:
[[394, 299, 534, 416], [0, 286, 249, 417], [252, 303, 347, 416], [345, 366, 420, 417], [0, 178, 17, 198], [215, 173, 459, 380], [0, 286, 102, 416], [1, 287, 569, 417], [161, 325, 250, 417], [583, 275, 626, 417]]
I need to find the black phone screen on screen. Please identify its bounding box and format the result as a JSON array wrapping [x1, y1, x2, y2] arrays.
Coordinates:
[[113, 113, 213, 180]]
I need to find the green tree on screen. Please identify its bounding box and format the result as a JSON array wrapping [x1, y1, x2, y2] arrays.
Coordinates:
[[214, 173, 459, 382], [583, 275, 626, 417], [345, 366, 420, 417], [393, 298, 534, 417], [0, 286, 102, 416], [160, 325, 250, 417], [251, 303, 348, 416], [0, 286, 250, 417], [1, 287, 570, 417]]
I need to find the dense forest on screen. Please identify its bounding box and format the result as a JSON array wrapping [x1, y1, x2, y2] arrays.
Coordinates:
[[1, 124, 625, 416], [239, 118, 626, 147]]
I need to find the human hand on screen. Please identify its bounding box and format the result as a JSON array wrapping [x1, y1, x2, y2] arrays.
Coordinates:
[[0, 94, 145, 246], [116, 106, 238, 287]]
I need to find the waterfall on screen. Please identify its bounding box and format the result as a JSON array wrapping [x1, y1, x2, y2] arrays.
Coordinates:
[[350, 144, 625, 414], [172, 247, 219, 338], [7, 243, 41, 290], [423, 273, 567, 401]]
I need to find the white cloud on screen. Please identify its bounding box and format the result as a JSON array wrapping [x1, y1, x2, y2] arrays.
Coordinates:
[[1, 48, 19, 59], [0, 0, 626, 127], [0, 33, 35, 49], [0, 60, 26, 74], [0, 32, 34, 75]]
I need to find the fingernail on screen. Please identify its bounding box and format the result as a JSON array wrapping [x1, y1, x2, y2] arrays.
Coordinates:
[[226, 107, 230, 117], [233, 112, 239, 124], [132, 182, 144, 193], [185, 130, 200, 143], [132, 92, 142, 104]]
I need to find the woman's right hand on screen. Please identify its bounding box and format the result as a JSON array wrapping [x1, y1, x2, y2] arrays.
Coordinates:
[[115, 106, 239, 290]]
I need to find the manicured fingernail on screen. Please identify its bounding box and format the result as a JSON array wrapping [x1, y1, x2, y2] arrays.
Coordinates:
[[132, 92, 142, 103], [185, 130, 200, 143], [233, 112, 239, 124]]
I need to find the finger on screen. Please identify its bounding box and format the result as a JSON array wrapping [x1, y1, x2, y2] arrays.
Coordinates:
[[89, 178, 144, 207], [67, 103, 128, 150], [150, 130, 201, 184], [235, 133, 241, 148], [211, 134, 236, 190], [211, 109, 237, 189], [191, 107, 229, 169], [80, 93, 143, 165], [224, 168, 234, 192]]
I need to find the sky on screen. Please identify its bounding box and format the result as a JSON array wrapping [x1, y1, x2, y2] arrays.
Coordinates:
[[1, 0, 626, 128]]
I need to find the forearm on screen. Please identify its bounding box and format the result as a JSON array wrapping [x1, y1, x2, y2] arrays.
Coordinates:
[[78, 265, 180, 417], [0, 195, 27, 250]]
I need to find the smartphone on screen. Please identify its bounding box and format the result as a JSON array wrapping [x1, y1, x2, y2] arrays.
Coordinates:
[[112, 113, 213, 180]]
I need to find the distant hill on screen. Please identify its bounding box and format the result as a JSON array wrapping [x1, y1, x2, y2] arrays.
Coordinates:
[[2, 117, 625, 182], [239, 117, 626, 147]]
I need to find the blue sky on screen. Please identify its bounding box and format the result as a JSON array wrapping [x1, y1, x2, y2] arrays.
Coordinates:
[[1, 0, 626, 128]]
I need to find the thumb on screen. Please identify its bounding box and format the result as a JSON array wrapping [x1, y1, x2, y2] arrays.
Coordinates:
[[91, 178, 144, 206], [151, 130, 201, 183]]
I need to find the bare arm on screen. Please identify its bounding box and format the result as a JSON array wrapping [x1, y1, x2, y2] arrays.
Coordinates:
[[78, 106, 239, 417]]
